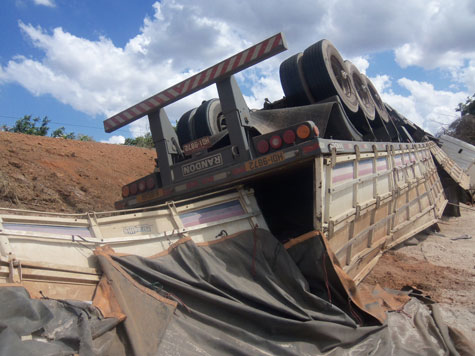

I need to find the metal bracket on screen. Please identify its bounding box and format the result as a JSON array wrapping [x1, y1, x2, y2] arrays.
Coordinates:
[[330, 147, 337, 168], [87, 212, 103, 240], [216, 76, 252, 161], [148, 109, 179, 186], [8, 257, 22, 283], [166, 201, 185, 231]]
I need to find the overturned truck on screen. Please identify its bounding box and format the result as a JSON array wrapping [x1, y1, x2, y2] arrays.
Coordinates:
[[0, 33, 472, 355]]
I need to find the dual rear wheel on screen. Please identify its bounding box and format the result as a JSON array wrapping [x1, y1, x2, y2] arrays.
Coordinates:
[[176, 99, 225, 146], [279, 39, 399, 142]]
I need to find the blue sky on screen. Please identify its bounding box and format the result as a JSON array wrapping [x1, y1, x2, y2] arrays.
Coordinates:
[[1, 0, 474, 143]]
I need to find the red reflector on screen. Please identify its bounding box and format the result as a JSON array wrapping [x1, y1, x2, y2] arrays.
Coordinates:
[[129, 183, 138, 195], [303, 143, 319, 153], [232, 166, 246, 175], [283, 130, 296, 144], [269, 135, 282, 149], [202, 176, 214, 184], [146, 176, 155, 190], [187, 181, 199, 189], [257, 140, 269, 154]]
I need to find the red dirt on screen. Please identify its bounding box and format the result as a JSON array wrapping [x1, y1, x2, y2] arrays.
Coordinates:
[[0, 131, 156, 212], [362, 250, 475, 303]]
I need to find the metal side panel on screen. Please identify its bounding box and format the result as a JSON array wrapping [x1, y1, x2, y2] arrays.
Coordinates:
[[315, 142, 447, 283], [430, 141, 470, 190], [0, 188, 268, 270], [439, 134, 475, 172]]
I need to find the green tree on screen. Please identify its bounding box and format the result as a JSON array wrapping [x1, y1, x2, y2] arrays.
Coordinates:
[[123, 133, 154, 148], [77, 134, 94, 142], [444, 115, 475, 145], [9, 115, 50, 136], [456, 94, 475, 116], [51, 126, 76, 139], [441, 94, 475, 145]]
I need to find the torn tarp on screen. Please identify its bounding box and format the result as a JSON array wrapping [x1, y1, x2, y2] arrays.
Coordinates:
[[94, 228, 472, 356]]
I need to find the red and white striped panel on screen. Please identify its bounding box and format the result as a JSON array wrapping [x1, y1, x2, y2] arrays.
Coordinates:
[[104, 32, 288, 133]]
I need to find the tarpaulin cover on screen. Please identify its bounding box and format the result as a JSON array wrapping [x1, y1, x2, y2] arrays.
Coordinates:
[[1, 229, 471, 355], [92, 229, 472, 356], [0, 285, 125, 356]]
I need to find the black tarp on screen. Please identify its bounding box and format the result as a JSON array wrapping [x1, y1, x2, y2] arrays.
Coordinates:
[[0, 286, 125, 356], [94, 229, 471, 355], [2, 229, 472, 355]]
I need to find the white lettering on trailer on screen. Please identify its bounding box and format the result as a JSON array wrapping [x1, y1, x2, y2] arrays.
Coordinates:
[[123, 224, 152, 235], [182, 154, 223, 177], [329, 142, 345, 151]]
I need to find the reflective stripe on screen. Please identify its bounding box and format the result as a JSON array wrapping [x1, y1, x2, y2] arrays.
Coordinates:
[[103, 33, 287, 132]]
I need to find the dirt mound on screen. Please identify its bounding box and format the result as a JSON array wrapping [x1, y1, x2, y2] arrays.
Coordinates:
[[0, 131, 156, 212]]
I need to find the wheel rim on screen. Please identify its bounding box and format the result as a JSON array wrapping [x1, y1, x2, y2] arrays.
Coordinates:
[[364, 75, 390, 123], [331, 56, 354, 101], [217, 113, 227, 131], [345, 60, 376, 121]]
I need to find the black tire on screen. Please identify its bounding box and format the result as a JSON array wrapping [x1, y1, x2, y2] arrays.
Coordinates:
[[384, 104, 402, 142], [323, 101, 364, 141], [301, 39, 359, 113], [176, 107, 197, 145], [345, 60, 375, 120], [194, 99, 224, 138], [279, 53, 314, 107], [362, 74, 390, 123]]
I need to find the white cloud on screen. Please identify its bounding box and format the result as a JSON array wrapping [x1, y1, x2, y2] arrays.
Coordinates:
[[376, 77, 467, 134], [452, 60, 475, 93], [1, 0, 475, 139], [368, 75, 392, 93], [33, 0, 55, 7], [101, 135, 125, 144], [348, 56, 369, 75]]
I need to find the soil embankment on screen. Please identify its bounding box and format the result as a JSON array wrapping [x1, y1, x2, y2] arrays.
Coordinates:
[[0, 131, 156, 212]]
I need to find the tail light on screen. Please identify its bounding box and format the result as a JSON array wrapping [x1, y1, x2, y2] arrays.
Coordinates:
[[296, 124, 311, 139], [122, 175, 157, 199], [129, 182, 138, 195], [252, 121, 319, 157], [269, 135, 282, 149], [122, 185, 130, 198], [146, 176, 156, 190], [283, 130, 296, 144], [257, 140, 269, 154]]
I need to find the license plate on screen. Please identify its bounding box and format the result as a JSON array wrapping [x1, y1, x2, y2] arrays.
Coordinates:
[[183, 136, 212, 155], [245, 151, 285, 171]]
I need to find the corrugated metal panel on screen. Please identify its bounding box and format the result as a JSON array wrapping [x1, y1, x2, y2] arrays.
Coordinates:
[[439, 135, 475, 172]]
